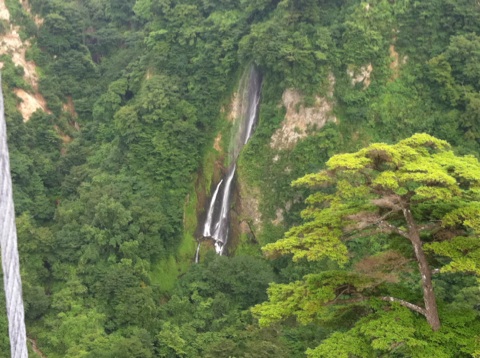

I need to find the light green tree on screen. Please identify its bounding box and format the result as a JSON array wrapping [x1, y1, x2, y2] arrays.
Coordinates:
[[253, 133, 480, 355]]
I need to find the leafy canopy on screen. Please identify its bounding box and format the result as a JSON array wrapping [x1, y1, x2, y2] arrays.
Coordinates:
[[253, 133, 480, 356], [262, 133, 480, 270]]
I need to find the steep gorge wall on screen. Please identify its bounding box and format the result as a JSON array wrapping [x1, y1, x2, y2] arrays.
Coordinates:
[[201, 35, 407, 253]]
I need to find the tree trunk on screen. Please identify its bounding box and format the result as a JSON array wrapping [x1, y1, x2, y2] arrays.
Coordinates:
[[403, 208, 441, 331]]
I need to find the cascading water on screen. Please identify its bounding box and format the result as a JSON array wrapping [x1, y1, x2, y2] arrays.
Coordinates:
[[202, 179, 223, 238], [201, 66, 261, 255], [194, 243, 200, 264]]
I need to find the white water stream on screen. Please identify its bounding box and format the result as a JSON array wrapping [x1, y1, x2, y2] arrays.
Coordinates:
[[201, 67, 261, 256]]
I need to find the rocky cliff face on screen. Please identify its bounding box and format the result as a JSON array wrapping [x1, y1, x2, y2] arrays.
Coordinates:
[[270, 74, 337, 150], [233, 74, 339, 246], [0, 0, 48, 121]]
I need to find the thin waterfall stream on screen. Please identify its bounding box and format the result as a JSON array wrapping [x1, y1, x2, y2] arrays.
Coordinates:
[[200, 66, 261, 256]]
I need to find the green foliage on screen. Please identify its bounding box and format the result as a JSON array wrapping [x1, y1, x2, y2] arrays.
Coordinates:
[[254, 134, 480, 355], [426, 33, 480, 142], [253, 271, 372, 326], [264, 133, 480, 264], [239, 12, 332, 91], [307, 304, 480, 358], [0, 55, 28, 90], [5, 0, 36, 38], [0, 285, 11, 357], [156, 254, 289, 357], [5, 0, 480, 356]]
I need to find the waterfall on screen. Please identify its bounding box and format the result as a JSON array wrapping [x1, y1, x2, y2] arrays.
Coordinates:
[[202, 179, 223, 238], [211, 164, 236, 255], [195, 243, 200, 263], [201, 66, 261, 255], [0, 77, 28, 357]]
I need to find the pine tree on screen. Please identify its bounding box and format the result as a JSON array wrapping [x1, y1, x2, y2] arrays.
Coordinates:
[[253, 134, 480, 349]]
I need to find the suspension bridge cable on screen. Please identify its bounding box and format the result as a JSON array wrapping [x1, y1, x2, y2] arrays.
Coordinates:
[[0, 76, 28, 358]]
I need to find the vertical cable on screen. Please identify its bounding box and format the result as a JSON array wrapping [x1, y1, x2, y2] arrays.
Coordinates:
[[0, 76, 28, 358]]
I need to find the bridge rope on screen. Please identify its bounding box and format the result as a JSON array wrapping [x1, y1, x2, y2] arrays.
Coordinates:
[[0, 76, 29, 357]]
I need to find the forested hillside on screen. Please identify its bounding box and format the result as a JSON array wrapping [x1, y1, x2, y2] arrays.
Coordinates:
[[1, 0, 480, 356]]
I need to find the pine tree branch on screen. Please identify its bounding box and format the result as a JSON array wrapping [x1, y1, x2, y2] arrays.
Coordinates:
[[381, 296, 426, 316], [377, 220, 410, 239]]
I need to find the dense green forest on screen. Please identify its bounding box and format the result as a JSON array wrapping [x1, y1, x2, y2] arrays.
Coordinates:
[[1, 0, 480, 356]]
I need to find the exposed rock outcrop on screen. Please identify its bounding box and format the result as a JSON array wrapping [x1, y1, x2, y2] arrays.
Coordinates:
[[227, 91, 240, 122], [347, 63, 373, 88], [270, 74, 337, 150], [0, 0, 48, 121], [213, 132, 222, 152], [390, 44, 399, 80], [389, 44, 407, 81], [13, 88, 48, 120], [62, 96, 78, 118]]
